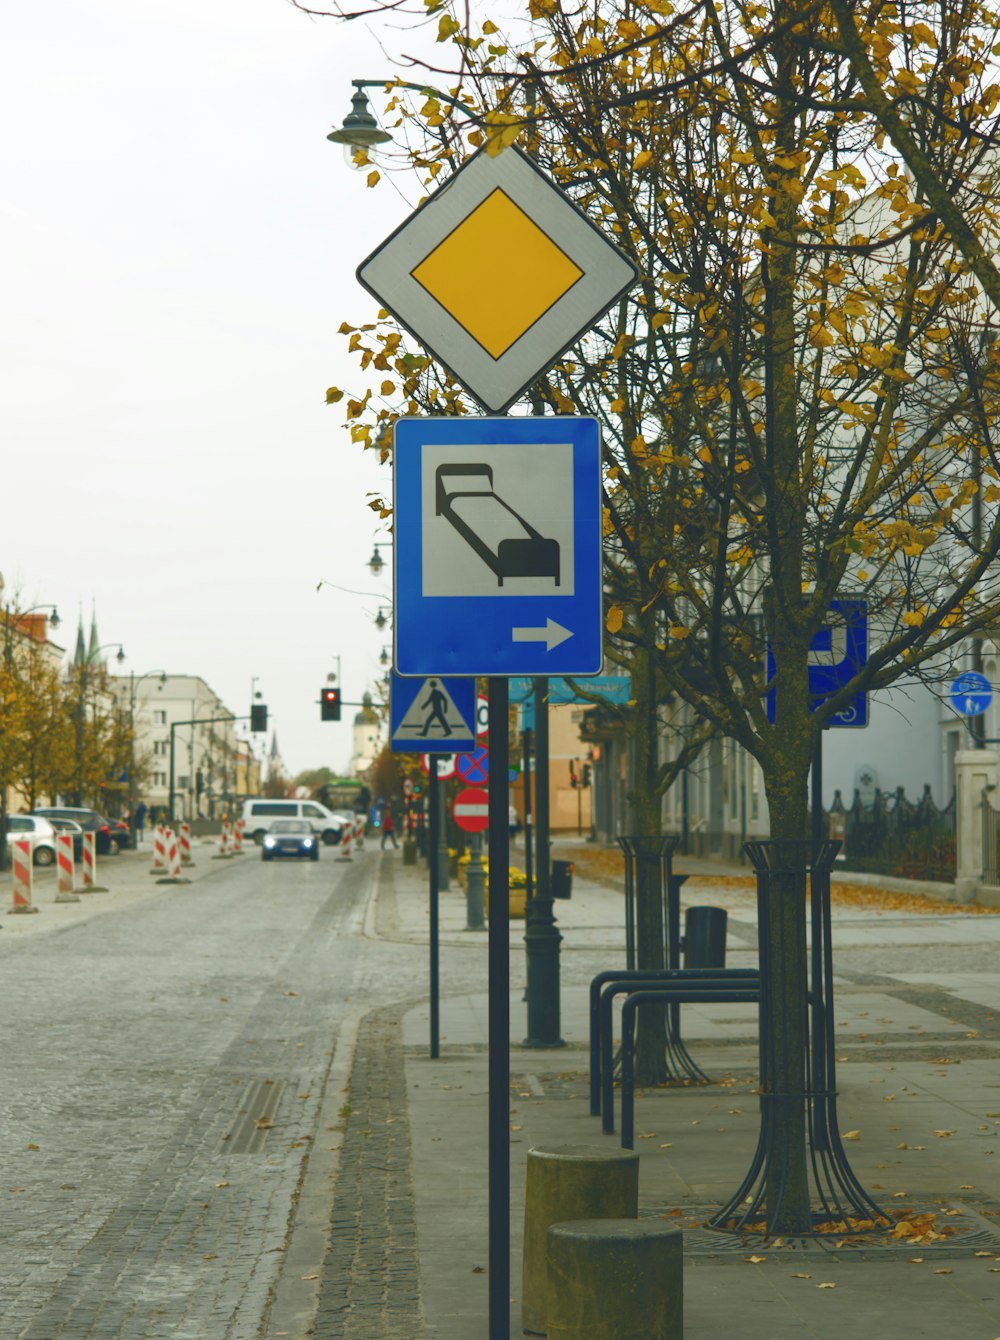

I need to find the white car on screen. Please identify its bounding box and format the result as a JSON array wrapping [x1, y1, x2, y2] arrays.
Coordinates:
[[6, 815, 58, 867]]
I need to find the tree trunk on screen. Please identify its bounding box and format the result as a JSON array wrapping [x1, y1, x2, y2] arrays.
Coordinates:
[[760, 762, 812, 1232]]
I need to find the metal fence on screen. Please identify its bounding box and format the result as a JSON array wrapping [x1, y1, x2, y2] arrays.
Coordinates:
[[827, 784, 956, 883]]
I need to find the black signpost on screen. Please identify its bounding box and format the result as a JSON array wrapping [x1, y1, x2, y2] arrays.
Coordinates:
[[486, 679, 510, 1334]]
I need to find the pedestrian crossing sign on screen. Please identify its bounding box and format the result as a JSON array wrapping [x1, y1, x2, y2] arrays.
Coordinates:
[[390, 673, 476, 753]]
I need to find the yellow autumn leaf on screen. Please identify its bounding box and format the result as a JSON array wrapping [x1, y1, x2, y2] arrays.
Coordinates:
[[326, 387, 345, 404], [482, 18, 498, 33], [367, 170, 380, 188], [843, 1130, 861, 1141], [634, 150, 655, 170], [809, 323, 837, 349], [606, 606, 624, 634], [902, 611, 925, 627], [437, 13, 460, 40], [484, 112, 523, 156], [669, 625, 691, 639], [380, 380, 395, 396]]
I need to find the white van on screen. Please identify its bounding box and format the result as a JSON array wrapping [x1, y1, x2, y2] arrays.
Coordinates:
[[241, 798, 346, 846]]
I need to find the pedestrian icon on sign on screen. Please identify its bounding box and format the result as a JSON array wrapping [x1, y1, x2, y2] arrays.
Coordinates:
[[390, 673, 477, 752], [420, 680, 453, 738]]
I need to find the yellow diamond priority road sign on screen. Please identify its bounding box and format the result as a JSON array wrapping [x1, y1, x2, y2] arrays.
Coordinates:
[[356, 145, 639, 413]]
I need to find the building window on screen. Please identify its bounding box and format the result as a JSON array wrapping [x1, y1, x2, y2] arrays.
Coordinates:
[[153, 772, 167, 787], [152, 710, 167, 726], [153, 740, 168, 756]]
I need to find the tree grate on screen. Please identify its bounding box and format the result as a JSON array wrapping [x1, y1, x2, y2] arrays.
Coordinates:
[[645, 1198, 1000, 1259]]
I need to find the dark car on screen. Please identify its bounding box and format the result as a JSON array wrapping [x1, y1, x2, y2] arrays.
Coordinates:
[[32, 807, 122, 856], [261, 819, 320, 862]]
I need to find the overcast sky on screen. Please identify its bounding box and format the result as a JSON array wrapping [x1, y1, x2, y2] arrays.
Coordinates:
[[0, 0, 436, 777]]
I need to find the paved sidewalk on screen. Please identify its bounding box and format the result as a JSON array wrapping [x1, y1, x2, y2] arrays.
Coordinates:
[[364, 844, 1000, 1339]]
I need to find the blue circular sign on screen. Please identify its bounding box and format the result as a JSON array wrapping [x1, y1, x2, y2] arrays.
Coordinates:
[[951, 671, 992, 717]]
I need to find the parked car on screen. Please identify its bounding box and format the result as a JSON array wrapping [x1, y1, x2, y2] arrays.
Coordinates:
[[6, 815, 57, 867], [32, 807, 122, 855], [261, 819, 320, 862], [46, 817, 86, 862], [241, 798, 345, 846]]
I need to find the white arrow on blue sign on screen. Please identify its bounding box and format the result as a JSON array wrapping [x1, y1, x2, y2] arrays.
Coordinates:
[[393, 416, 603, 677], [950, 671, 992, 717]]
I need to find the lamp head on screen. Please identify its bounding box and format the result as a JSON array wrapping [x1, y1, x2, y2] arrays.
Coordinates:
[[327, 86, 392, 167]]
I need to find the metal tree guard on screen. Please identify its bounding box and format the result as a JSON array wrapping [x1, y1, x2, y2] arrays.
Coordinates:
[[709, 839, 890, 1234], [617, 835, 707, 1083]]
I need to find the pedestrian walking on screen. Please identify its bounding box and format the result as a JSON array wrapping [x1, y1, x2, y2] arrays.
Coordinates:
[[135, 800, 147, 843], [381, 805, 398, 850]]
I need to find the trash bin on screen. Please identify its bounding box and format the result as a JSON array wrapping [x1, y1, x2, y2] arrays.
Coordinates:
[[683, 906, 727, 968], [552, 859, 574, 899]]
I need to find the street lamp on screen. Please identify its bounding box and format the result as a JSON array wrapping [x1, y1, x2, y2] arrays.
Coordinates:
[[374, 606, 391, 630], [367, 543, 390, 577], [326, 83, 393, 166], [327, 79, 485, 157]]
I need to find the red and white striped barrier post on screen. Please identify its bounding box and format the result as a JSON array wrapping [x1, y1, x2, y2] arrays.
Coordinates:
[[56, 832, 80, 903], [336, 822, 353, 861], [79, 831, 106, 893], [150, 825, 167, 873], [232, 819, 244, 855], [216, 821, 231, 858], [155, 827, 191, 885], [179, 822, 193, 865], [11, 839, 38, 914], [354, 815, 365, 850]]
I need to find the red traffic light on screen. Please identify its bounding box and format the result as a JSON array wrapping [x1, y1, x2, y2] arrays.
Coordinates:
[[320, 687, 341, 721]]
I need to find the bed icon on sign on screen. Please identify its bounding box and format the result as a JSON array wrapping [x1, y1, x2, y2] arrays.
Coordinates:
[[435, 464, 561, 588]]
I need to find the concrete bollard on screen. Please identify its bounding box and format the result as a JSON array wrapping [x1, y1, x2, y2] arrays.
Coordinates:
[[521, 1145, 639, 1336], [546, 1219, 683, 1340]]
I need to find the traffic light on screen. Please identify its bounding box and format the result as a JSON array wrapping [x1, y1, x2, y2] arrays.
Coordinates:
[[569, 760, 578, 789], [581, 763, 592, 788], [250, 703, 268, 732], [321, 687, 341, 721]]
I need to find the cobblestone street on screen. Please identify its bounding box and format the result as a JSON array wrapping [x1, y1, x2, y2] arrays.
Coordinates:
[[0, 846, 428, 1339]]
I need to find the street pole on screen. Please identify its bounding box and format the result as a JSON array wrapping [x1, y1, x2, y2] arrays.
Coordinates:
[[522, 728, 534, 903], [428, 756, 440, 1058], [523, 676, 563, 1047], [486, 676, 510, 1340], [169, 715, 245, 827]]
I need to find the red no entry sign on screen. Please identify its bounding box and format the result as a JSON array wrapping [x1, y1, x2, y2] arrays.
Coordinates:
[[453, 786, 489, 832]]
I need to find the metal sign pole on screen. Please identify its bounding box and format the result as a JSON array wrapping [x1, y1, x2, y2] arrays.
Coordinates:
[[487, 676, 510, 1340], [429, 756, 440, 1060]]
